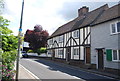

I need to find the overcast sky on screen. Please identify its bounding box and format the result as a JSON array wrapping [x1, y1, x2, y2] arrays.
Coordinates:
[[2, 0, 119, 36]]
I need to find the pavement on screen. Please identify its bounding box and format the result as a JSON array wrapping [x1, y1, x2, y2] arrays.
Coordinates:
[[14, 64, 41, 81]]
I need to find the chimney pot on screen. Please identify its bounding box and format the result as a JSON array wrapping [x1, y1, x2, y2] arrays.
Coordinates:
[[78, 6, 89, 16]]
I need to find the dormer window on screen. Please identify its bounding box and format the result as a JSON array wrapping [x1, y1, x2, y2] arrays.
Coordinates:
[[73, 30, 79, 38]]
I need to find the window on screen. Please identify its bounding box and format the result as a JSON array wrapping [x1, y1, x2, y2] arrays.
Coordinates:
[[58, 49, 63, 55], [49, 39, 53, 45], [73, 30, 79, 38], [73, 48, 79, 55], [112, 50, 120, 61], [106, 49, 120, 61], [117, 22, 120, 32], [111, 23, 116, 34], [59, 35, 63, 42], [113, 50, 117, 60], [111, 22, 120, 34]]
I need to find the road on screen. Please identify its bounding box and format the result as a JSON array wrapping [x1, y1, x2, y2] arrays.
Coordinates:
[[20, 58, 118, 81]]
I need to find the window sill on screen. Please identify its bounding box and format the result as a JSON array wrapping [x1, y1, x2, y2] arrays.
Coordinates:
[[112, 60, 120, 62], [110, 32, 120, 35]]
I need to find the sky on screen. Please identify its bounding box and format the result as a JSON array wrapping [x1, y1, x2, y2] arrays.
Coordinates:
[[2, 0, 119, 36]]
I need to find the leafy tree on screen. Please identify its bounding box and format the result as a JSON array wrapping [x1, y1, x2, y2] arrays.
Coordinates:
[[0, 16, 18, 52], [24, 24, 49, 50], [0, 16, 18, 80]]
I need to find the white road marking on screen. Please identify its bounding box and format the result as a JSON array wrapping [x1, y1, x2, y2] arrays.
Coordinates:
[[20, 64, 40, 79], [25, 59, 85, 80]]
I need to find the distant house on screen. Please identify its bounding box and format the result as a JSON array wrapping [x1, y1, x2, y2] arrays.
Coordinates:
[[47, 3, 120, 73], [91, 4, 120, 71]]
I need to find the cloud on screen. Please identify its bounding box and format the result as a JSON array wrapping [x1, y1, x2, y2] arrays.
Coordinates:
[[2, 0, 119, 36], [58, 2, 118, 21]]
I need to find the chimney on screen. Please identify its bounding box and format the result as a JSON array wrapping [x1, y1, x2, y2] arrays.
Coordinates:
[[78, 6, 89, 17]]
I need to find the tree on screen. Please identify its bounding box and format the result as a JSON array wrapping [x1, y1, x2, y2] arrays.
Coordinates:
[[0, 16, 18, 80], [24, 25, 49, 50], [0, 16, 18, 52]]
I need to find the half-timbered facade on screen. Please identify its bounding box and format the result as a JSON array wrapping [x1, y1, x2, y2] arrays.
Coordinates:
[[47, 4, 109, 65]]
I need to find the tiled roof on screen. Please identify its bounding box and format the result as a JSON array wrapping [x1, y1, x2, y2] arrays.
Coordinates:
[[49, 18, 78, 38], [49, 3, 119, 39], [91, 3, 120, 26], [72, 4, 108, 30]]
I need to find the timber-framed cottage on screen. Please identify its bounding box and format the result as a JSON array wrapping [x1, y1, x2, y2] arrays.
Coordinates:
[[47, 3, 120, 73]]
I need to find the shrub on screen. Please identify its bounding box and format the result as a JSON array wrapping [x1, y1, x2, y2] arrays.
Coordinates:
[[34, 47, 47, 55], [40, 47, 47, 53], [27, 50, 33, 53], [2, 50, 17, 80]]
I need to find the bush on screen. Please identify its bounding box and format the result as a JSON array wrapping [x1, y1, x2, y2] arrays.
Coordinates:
[[40, 47, 47, 53], [2, 50, 17, 80], [27, 50, 33, 53], [35, 47, 47, 55]]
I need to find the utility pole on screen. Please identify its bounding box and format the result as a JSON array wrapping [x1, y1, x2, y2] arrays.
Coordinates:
[[16, 0, 24, 81]]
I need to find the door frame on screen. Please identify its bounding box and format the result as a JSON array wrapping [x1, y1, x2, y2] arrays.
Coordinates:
[[96, 49, 104, 69], [52, 49, 55, 60], [66, 47, 71, 62], [85, 47, 91, 64]]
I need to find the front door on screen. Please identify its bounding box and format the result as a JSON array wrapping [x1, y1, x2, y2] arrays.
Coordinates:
[[98, 49, 104, 69], [66, 47, 71, 61], [86, 47, 90, 64], [52, 49, 55, 60]]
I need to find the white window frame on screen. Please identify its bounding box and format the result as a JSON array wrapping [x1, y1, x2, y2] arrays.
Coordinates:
[[73, 48, 79, 55], [112, 49, 120, 62], [58, 49, 63, 55], [110, 21, 120, 34], [49, 39, 53, 45], [59, 35, 63, 42], [73, 30, 79, 38]]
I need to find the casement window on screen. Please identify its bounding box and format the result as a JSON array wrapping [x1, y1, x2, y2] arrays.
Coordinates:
[[58, 49, 63, 55], [111, 22, 120, 34], [73, 30, 79, 38], [117, 22, 120, 32], [73, 48, 79, 55], [106, 49, 120, 61], [49, 39, 53, 45], [59, 35, 63, 42]]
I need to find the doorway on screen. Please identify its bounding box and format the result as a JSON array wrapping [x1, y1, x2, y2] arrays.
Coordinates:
[[86, 47, 90, 64], [52, 49, 55, 60], [97, 49, 104, 69], [66, 47, 71, 62]]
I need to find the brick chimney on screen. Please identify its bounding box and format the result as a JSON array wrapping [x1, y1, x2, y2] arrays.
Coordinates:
[[78, 6, 89, 16]]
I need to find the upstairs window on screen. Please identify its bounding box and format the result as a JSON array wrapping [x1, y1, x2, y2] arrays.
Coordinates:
[[117, 22, 120, 32], [111, 23, 116, 34], [73, 30, 79, 38], [49, 39, 53, 45], [111, 22, 120, 34], [59, 35, 63, 42]]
